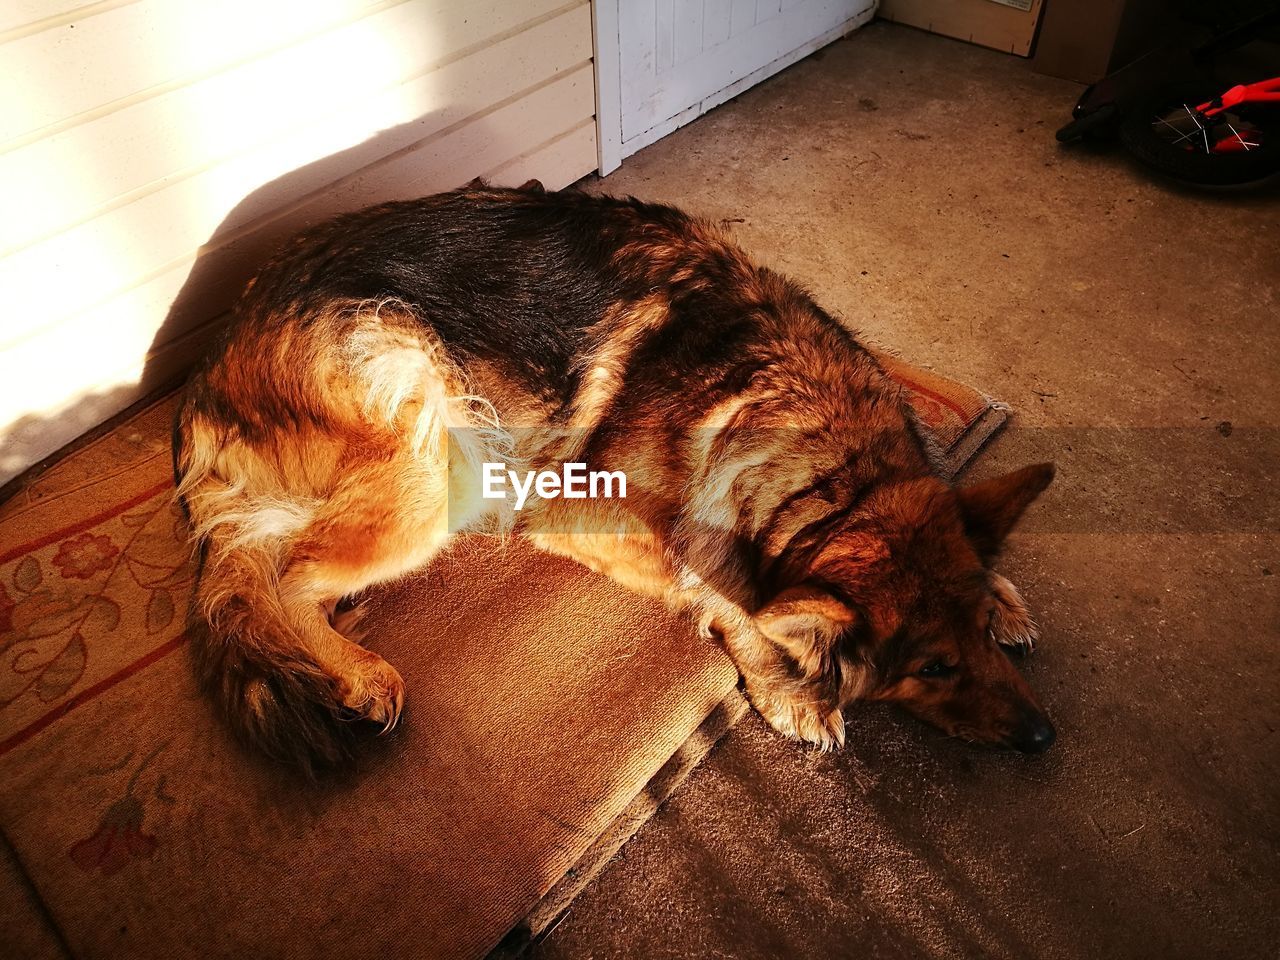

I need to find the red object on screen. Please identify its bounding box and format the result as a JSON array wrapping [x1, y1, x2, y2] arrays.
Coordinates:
[[1212, 130, 1261, 153], [1184, 77, 1278, 155], [1196, 77, 1280, 115]]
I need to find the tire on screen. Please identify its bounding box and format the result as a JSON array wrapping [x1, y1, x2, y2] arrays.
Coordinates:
[[1118, 85, 1280, 186]]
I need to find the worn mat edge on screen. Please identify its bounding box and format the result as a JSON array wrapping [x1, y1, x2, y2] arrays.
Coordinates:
[[488, 691, 750, 958]]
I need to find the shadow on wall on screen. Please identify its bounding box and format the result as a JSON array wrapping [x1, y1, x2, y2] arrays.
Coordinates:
[[0, 105, 566, 493]]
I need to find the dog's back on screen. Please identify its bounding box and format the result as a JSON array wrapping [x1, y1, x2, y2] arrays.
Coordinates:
[[207, 189, 692, 420]]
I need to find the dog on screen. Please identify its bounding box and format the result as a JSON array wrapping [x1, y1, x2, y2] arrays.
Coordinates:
[[174, 183, 1056, 774]]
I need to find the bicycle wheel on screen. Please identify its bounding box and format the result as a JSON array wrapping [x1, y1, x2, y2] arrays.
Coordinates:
[[1118, 84, 1280, 186]]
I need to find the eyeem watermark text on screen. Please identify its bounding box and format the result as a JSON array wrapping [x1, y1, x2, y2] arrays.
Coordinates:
[[482, 462, 627, 511]]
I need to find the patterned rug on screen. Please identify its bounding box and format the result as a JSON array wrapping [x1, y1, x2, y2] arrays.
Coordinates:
[[0, 357, 1005, 960]]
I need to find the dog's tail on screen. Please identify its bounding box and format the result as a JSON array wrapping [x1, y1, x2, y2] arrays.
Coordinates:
[[189, 549, 364, 775], [171, 381, 358, 773]]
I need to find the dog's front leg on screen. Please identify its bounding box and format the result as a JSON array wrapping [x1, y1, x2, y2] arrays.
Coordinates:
[[989, 572, 1040, 653], [746, 676, 847, 751], [700, 612, 846, 750]]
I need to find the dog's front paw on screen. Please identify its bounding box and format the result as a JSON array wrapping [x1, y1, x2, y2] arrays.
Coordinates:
[[989, 573, 1039, 653], [749, 684, 845, 750]]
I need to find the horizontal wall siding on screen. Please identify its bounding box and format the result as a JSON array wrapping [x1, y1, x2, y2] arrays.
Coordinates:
[[0, 0, 599, 485]]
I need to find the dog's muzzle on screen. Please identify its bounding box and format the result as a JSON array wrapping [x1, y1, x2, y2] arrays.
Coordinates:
[[1007, 711, 1057, 754]]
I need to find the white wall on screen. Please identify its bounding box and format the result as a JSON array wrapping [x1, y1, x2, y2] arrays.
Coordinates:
[[0, 0, 599, 486]]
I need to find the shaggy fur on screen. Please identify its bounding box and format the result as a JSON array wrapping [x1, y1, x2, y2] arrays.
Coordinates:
[[174, 184, 1056, 774]]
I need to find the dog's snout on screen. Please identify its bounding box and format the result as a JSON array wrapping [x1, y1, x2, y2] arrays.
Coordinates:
[[1009, 714, 1056, 754]]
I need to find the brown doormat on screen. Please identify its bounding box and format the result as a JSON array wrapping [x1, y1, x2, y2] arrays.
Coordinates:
[[0, 356, 1005, 960]]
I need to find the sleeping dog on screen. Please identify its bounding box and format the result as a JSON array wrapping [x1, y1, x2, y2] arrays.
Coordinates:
[[174, 184, 1055, 773]]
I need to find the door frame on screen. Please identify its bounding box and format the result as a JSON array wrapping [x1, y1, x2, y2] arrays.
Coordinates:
[[591, 0, 624, 175]]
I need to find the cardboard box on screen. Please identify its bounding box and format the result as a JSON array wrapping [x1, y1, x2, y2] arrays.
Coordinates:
[[878, 0, 1046, 57], [1032, 0, 1164, 83]]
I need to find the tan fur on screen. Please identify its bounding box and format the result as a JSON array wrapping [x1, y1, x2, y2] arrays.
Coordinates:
[[989, 572, 1039, 652], [177, 298, 512, 767]]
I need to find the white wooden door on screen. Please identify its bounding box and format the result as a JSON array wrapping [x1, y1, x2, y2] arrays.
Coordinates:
[[596, 0, 876, 169]]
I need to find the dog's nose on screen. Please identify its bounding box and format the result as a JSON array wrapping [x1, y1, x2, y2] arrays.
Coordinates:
[[1010, 716, 1056, 754]]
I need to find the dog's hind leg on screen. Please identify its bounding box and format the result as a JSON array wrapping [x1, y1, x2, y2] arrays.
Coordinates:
[[277, 452, 465, 728], [180, 300, 507, 771], [189, 448, 457, 771]]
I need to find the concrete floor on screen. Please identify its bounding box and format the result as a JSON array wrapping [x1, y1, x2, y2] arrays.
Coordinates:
[[536, 22, 1279, 960]]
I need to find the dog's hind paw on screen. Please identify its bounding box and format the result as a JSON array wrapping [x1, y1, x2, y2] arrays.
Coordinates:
[[339, 650, 405, 734], [989, 573, 1039, 653]]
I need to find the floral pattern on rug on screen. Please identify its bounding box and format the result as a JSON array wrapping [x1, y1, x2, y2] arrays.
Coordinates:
[[68, 743, 174, 877], [0, 490, 193, 737]]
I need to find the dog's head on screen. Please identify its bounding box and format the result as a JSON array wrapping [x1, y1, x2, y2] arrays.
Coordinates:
[[754, 463, 1056, 752]]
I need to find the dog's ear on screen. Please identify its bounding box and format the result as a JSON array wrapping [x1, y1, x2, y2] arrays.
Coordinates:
[[754, 585, 856, 678], [957, 462, 1055, 560]]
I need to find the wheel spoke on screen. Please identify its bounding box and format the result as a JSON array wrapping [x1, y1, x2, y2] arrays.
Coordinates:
[[1154, 113, 1198, 145], [1182, 105, 1213, 154], [1225, 122, 1257, 151]]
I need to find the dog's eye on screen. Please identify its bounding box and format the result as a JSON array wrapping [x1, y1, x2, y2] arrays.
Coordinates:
[[917, 660, 956, 679]]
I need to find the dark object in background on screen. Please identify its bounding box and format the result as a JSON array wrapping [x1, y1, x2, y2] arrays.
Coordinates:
[[1053, 1, 1280, 186], [1114, 77, 1280, 184], [1035, 0, 1171, 83]]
